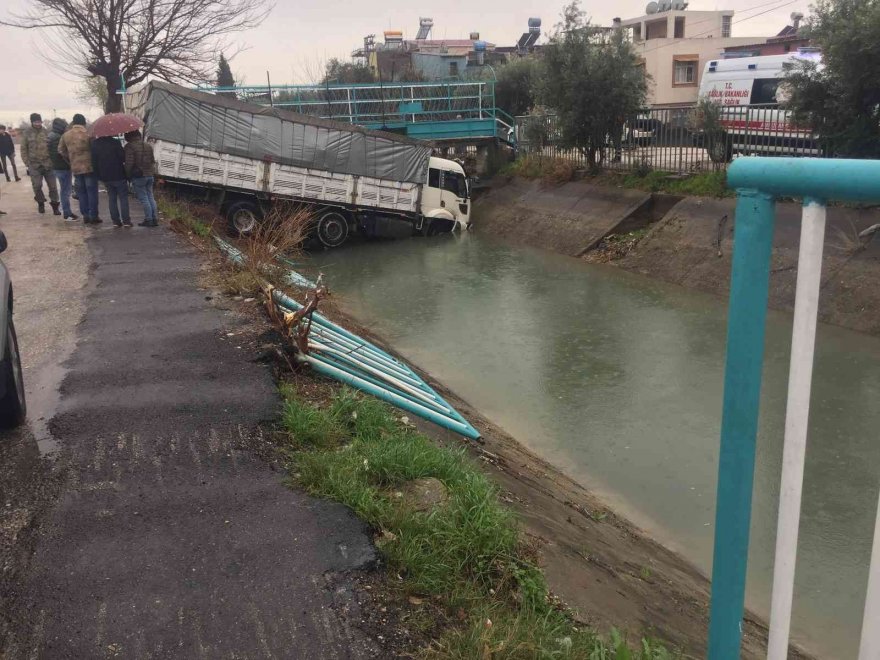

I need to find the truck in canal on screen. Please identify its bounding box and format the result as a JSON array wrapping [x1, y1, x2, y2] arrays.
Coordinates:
[[127, 81, 470, 247]]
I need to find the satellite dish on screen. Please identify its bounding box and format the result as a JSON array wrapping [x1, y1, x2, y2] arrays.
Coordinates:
[[646, 1, 659, 13]]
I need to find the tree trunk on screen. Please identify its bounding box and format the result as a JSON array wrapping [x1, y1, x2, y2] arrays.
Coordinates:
[[104, 74, 122, 113]]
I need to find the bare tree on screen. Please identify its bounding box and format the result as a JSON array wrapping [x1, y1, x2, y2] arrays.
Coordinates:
[[3, 0, 272, 113]]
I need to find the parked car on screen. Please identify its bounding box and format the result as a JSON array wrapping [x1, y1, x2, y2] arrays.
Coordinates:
[[0, 231, 25, 429]]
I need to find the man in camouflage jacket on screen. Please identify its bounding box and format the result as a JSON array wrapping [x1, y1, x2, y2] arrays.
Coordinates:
[[20, 113, 60, 214]]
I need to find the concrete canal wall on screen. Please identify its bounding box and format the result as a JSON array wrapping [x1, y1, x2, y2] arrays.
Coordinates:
[[475, 177, 880, 335], [472, 178, 656, 256]]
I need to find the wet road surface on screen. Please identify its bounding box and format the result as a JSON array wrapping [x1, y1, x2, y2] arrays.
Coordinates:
[[0, 181, 380, 658]]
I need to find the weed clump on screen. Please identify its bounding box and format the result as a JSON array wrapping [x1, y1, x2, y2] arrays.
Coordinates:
[[280, 386, 676, 659]]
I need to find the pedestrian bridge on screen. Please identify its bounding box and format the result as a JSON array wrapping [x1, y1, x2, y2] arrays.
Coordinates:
[[195, 80, 515, 144]]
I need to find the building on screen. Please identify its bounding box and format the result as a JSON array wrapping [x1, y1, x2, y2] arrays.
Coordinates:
[[353, 20, 502, 81], [618, 2, 775, 107], [722, 14, 811, 57]]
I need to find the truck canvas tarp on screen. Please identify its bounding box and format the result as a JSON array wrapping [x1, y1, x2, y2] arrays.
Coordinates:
[[126, 81, 432, 184]]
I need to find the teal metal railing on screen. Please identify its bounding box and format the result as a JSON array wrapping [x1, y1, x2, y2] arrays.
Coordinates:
[[195, 81, 514, 142], [710, 157, 880, 659]]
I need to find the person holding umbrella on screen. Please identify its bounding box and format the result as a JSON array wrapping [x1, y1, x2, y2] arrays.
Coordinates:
[[88, 113, 144, 228], [91, 136, 130, 227]]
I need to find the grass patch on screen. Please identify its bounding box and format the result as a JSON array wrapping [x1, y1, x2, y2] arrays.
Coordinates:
[[158, 197, 213, 237], [500, 155, 578, 184], [618, 169, 730, 198], [281, 385, 677, 658]]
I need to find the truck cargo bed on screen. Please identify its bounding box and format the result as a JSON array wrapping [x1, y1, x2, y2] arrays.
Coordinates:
[[155, 140, 420, 214]]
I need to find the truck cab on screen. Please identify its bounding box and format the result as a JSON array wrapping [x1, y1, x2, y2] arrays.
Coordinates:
[[421, 157, 470, 233]]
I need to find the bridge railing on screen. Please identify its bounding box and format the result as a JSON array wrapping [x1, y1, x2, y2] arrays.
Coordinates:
[[195, 81, 511, 141], [710, 158, 880, 660]]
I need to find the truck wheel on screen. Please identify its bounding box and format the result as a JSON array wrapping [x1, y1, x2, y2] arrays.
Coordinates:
[[316, 211, 349, 248], [0, 317, 26, 429], [226, 200, 261, 236]]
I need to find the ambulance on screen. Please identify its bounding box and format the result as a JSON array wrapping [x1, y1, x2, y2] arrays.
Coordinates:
[[697, 50, 822, 162]]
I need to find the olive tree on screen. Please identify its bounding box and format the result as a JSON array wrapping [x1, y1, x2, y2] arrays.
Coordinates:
[[536, 1, 647, 168], [495, 57, 542, 117], [784, 0, 880, 157]]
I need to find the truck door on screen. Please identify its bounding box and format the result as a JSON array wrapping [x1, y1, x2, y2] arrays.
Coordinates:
[[440, 169, 469, 222]]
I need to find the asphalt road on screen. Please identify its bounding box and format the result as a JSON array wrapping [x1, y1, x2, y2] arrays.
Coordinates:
[[0, 180, 381, 658]]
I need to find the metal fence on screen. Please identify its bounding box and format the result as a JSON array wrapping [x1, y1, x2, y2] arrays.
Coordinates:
[[708, 158, 880, 660], [514, 105, 824, 174], [195, 81, 515, 142]]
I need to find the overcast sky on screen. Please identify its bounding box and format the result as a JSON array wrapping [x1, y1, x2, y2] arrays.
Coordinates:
[[0, 0, 809, 126]]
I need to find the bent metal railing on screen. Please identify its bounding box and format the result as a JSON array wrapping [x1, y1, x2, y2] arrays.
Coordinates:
[[709, 158, 880, 659]]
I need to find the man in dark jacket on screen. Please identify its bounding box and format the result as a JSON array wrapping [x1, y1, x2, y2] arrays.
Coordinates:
[[0, 125, 19, 183], [124, 131, 158, 227], [47, 118, 76, 220], [91, 136, 131, 227]]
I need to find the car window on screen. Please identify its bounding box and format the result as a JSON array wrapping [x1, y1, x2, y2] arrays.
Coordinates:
[[442, 171, 468, 198], [751, 78, 781, 105]]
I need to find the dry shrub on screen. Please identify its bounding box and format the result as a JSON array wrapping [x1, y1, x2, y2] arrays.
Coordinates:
[[239, 202, 312, 285], [544, 158, 576, 184]]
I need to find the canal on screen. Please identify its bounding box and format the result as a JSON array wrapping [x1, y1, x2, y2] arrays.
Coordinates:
[[311, 232, 880, 659]]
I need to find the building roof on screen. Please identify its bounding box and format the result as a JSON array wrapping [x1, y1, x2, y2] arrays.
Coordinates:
[[723, 31, 809, 51]]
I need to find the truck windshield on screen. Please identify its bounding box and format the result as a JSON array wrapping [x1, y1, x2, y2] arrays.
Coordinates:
[[443, 171, 469, 199]]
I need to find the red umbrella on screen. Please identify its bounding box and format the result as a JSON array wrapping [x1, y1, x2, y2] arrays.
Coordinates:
[[89, 113, 144, 138]]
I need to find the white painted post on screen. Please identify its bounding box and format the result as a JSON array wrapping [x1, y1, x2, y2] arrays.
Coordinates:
[[767, 199, 827, 660], [859, 488, 880, 659]]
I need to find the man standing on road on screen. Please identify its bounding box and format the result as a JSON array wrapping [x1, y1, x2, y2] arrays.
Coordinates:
[[59, 114, 99, 224], [92, 136, 131, 228], [20, 113, 60, 215], [124, 131, 158, 227], [47, 118, 77, 221], [0, 125, 20, 183]]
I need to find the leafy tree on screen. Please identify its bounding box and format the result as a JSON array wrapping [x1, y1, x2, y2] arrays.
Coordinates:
[[495, 57, 542, 117], [216, 53, 237, 98], [784, 0, 880, 157], [536, 1, 647, 168], [323, 58, 376, 84], [2, 0, 270, 113], [75, 76, 109, 111]]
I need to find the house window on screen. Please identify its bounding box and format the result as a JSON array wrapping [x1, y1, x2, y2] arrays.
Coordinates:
[[449, 61, 459, 77], [721, 15, 732, 37], [672, 56, 699, 86], [674, 17, 685, 38]]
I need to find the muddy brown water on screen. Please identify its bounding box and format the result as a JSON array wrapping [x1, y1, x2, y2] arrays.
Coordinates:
[[311, 232, 880, 659]]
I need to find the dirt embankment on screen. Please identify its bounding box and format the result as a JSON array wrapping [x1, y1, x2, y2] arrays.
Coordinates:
[[475, 177, 880, 336]]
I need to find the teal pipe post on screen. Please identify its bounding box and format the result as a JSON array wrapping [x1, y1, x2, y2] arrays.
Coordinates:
[[727, 157, 880, 203], [708, 188, 777, 659]]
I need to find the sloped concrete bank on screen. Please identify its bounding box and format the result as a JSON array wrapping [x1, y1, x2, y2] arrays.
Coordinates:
[[474, 177, 880, 335]]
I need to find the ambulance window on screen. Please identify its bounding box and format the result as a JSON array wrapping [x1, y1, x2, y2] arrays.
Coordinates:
[[751, 78, 781, 105], [429, 168, 440, 188]]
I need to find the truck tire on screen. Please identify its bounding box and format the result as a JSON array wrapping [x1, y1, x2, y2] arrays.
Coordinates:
[[226, 200, 262, 237], [0, 317, 26, 429], [316, 211, 349, 248]]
